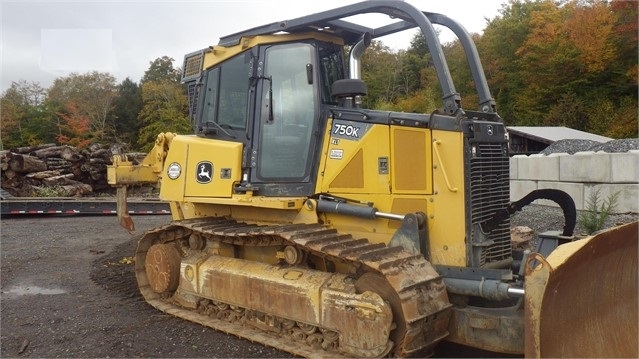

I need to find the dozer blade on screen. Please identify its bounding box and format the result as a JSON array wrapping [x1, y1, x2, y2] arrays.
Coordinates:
[[524, 221, 638, 358]]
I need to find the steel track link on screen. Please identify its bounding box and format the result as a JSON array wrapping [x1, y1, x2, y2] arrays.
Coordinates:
[[134, 217, 452, 358]]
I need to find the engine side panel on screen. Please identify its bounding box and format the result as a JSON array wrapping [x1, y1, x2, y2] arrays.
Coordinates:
[[316, 116, 468, 267], [428, 130, 467, 267]]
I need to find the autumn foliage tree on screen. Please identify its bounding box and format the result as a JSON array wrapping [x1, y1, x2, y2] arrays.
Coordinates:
[[56, 102, 92, 148], [47, 71, 118, 143], [1, 0, 636, 152], [472, 0, 636, 137]]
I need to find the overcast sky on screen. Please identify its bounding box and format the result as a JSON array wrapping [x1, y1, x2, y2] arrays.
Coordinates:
[[1, 0, 506, 92]]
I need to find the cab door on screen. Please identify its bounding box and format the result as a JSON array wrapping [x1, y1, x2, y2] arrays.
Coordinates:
[[250, 42, 321, 196]]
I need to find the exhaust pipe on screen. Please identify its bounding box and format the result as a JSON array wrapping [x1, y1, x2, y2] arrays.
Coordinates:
[[349, 32, 372, 79]]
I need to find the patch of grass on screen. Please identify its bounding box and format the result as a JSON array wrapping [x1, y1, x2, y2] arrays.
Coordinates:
[[578, 188, 620, 234], [32, 185, 65, 197]]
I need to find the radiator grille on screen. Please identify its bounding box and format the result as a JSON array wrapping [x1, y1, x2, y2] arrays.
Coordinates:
[[182, 52, 204, 81], [469, 143, 511, 267], [186, 82, 200, 122]]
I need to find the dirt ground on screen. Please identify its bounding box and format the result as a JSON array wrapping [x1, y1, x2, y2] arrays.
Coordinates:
[[0, 214, 529, 358], [0, 215, 292, 358]]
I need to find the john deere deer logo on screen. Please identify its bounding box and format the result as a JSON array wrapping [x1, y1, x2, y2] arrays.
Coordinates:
[[196, 161, 213, 184]]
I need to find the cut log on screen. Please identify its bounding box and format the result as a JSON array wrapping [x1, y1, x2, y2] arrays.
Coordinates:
[[0, 142, 155, 198], [4, 169, 17, 179], [7, 153, 48, 173], [31, 146, 83, 162], [11, 143, 56, 154], [59, 183, 93, 196], [88, 157, 107, 165], [46, 159, 73, 171], [42, 173, 75, 185], [26, 170, 62, 179], [89, 169, 105, 181], [87, 143, 109, 153], [90, 148, 111, 159]]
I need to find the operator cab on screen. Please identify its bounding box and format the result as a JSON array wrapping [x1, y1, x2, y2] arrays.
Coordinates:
[[187, 37, 346, 196]]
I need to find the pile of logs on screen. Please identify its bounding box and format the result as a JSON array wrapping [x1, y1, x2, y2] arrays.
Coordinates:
[[0, 143, 146, 197]]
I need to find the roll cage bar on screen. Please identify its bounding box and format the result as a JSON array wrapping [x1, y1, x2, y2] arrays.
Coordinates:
[[218, 0, 496, 114]]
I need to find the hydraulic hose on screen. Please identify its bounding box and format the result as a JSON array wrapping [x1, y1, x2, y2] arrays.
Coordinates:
[[482, 189, 576, 236]]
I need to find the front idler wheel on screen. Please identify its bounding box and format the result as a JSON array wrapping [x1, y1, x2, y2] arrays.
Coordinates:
[[145, 243, 181, 293]]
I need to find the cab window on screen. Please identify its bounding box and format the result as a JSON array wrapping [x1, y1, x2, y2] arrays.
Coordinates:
[[201, 54, 249, 131], [258, 43, 317, 180]]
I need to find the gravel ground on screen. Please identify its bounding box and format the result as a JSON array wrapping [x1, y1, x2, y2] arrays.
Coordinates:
[[539, 138, 638, 155], [0, 215, 293, 359], [510, 204, 638, 236]]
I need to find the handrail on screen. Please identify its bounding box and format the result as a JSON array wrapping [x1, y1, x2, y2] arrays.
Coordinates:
[[432, 140, 458, 192]]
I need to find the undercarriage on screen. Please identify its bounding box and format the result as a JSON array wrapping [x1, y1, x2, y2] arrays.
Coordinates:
[[135, 217, 452, 357]]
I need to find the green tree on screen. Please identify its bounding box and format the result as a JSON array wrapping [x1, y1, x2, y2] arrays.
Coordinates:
[[137, 56, 190, 151], [403, 33, 437, 97], [137, 80, 191, 151], [0, 80, 55, 148], [385, 32, 442, 113], [442, 37, 478, 111], [110, 78, 143, 148], [141, 56, 182, 84], [392, 87, 438, 114], [360, 40, 404, 108]]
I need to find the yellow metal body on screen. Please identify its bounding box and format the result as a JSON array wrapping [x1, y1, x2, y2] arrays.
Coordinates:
[[191, 32, 344, 75], [111, 118, 469, 268], [177, 253, 393, 356], [109, 31, 468, 268], [159, 135, 242, 200], [106, 25, 638, 358], [107, 132, 175, 185], [315, 118, 467, 266]]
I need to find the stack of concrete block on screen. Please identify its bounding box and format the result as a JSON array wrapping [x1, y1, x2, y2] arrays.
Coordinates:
[[510, 150, 639, 213]]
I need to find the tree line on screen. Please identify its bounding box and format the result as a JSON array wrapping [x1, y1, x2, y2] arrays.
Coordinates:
[[1, 56, 191, 152], [362, 0, 637, 138], [1, 0, 636, 152]]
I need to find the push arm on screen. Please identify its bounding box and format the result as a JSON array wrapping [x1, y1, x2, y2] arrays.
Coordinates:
[[107, 133, 175, 231]]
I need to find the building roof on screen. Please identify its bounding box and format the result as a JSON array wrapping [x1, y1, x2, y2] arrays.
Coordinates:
[[506, 126, 612, 144]]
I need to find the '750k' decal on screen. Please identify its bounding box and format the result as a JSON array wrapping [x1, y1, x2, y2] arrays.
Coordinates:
[[331, 120, 370, 140]]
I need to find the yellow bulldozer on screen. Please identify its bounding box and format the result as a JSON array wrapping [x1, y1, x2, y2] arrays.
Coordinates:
[[108, 1, 638, 357]]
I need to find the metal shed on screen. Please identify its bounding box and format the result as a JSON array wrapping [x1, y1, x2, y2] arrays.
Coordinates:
[[506, 126, 612, 155]]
